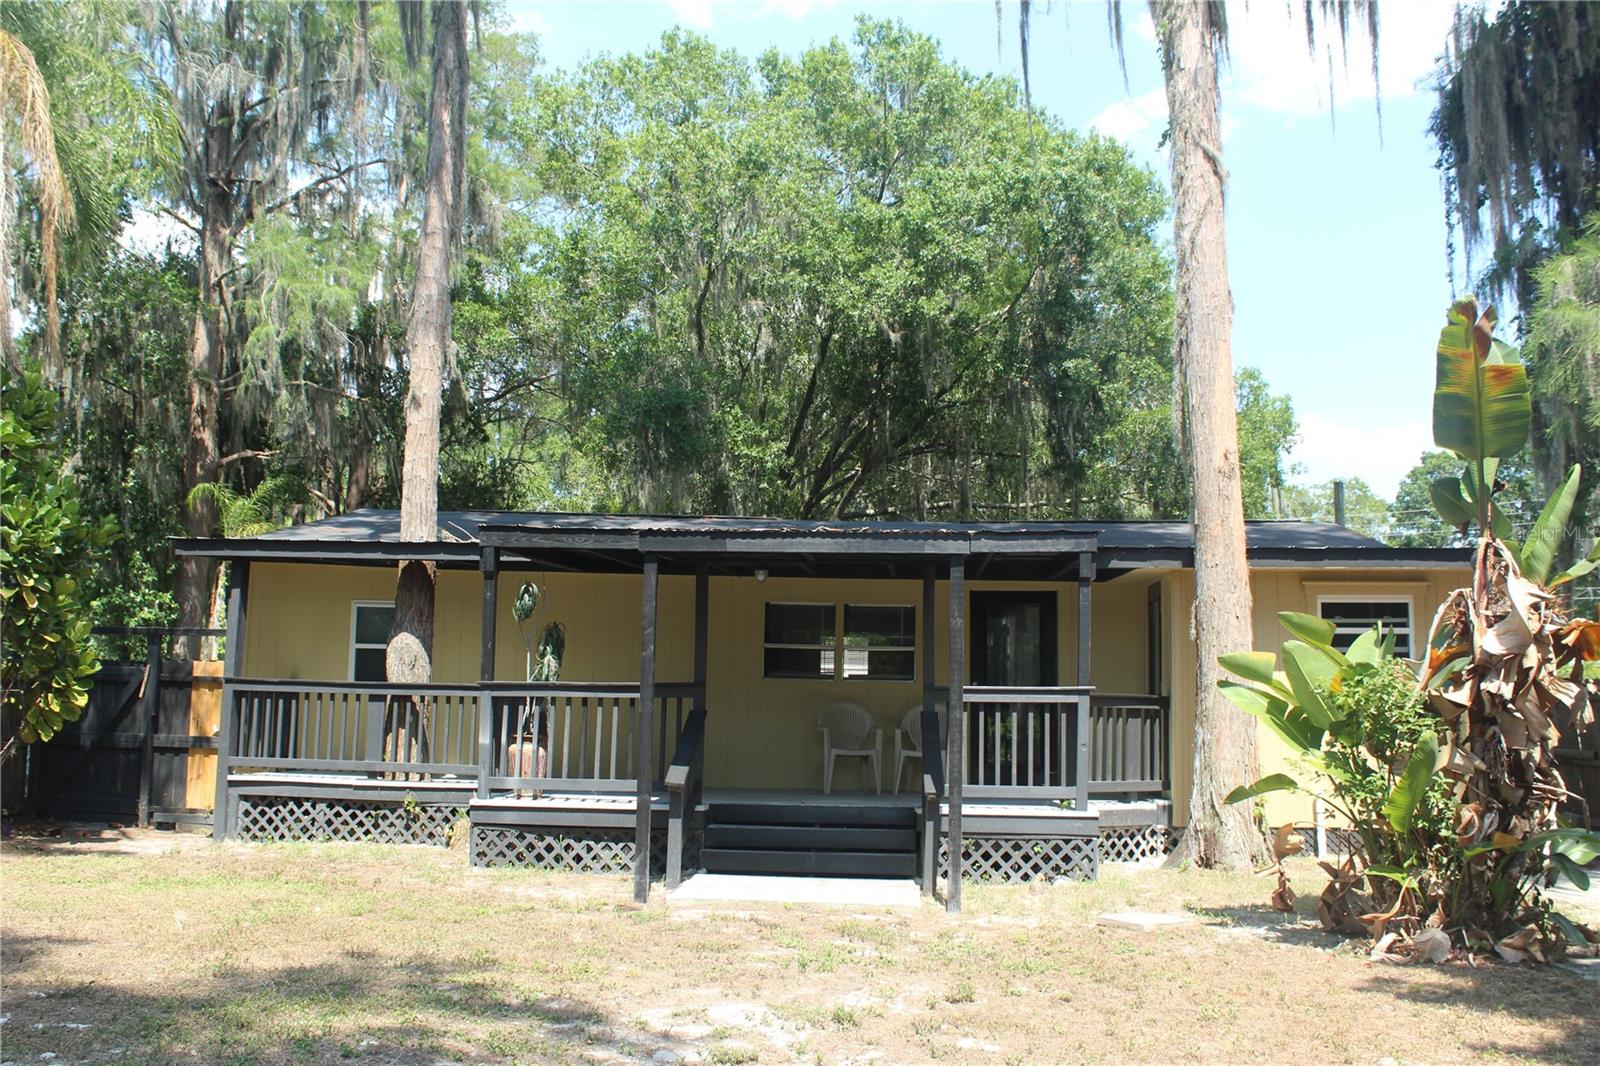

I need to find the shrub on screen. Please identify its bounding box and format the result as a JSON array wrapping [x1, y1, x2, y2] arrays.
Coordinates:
[[1, 365, 116, 763]]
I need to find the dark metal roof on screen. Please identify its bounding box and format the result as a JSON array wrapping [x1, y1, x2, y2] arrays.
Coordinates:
[[197, 509, 1386, 547], [172, 509, 1471, 573]]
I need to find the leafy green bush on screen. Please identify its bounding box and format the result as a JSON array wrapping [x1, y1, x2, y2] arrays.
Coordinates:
[[1, 365, 115, 762], [1319, 661, 1461, 896]]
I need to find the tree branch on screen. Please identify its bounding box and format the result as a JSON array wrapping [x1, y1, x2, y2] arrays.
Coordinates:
[[257, 159, 390, 220]]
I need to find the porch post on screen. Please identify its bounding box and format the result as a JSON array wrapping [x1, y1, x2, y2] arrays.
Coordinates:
[[945, 555, 965, 913], [693, 563, 709, 711], [477, 548, 498, 800], [136, 630, 161, 827], [1077, 551, 1093, 686], [921, 564, 937, 898], [635, 553, 659, 904], [1076, 550, 1094, 814], [213, 561, 249, 841], [479, 548, 498, 681]]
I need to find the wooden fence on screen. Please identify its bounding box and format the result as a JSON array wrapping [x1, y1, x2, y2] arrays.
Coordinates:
[[27, 627, 225, 826]]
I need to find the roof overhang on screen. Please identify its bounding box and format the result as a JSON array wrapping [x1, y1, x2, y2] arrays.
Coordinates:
[[1098, 546, 1473, 572]]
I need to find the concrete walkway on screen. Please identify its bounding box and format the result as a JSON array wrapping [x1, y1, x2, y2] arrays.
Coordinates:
[[667, 873, 923, 908]]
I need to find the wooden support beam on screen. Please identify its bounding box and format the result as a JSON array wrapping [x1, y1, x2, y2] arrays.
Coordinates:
[[214, 562, 249, 840], [921, 564, 937, 898], [693, 563, 709, 711], [478, 548, 499, 801], [136, 631, 161, 827], [480, 547, 499, 682], [1076, 551, 1094, 815], [945, 555, 965, 913], [1077, 551, 1094, 686], [635, 554, 659, 904]]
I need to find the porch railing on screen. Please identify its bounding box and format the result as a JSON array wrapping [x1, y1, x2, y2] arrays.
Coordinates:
[[959, 686, 1090, 804], [664, 703, 708, 890], [482, 683, 648, 794], [1088, 694, 1168, 796], [221, 678, 699, 796], [957, 687, 1168, 806], [227, 679, 481, 778]]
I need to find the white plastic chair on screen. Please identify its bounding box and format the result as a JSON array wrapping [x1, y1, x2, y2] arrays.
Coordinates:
[[892, 701, 944, 793], [818, 701, 881, 794]]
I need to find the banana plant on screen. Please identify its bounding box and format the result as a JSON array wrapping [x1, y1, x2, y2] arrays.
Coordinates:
[[1430, 298, 1530, 536], [1425, 297, 1597, 586], [1219, 612, 1436, 837]]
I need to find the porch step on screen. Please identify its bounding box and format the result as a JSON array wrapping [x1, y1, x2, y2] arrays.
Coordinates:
[[699, 800, 919, 879], [699, 848, 915, 878], [705, 824, 915, 852], [709, 802, 916, 829]]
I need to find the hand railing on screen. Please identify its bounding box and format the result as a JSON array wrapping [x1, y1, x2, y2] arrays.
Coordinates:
[[919, 700, 944, 896], [1088, 694, 1168, 795], [226, 679, 481, 778], [483, 683, 643, 794], [959, 686, 1092, 804], [664, 704, 708, 890]]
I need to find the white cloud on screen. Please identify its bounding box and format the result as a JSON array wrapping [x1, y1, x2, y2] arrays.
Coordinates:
[[1089, 86, 1167, 142], [758, 0, 834, 18], [661, 0, 834, 32], [1224, 0, 1456, 119], [501, 3, 552, 39], [666, 0, 716, 31], [1288, 411, 1433, 499]]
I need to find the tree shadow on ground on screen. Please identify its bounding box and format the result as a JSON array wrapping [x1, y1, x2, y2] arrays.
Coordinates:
[[1355, 964, 1600, 1065], [2, 943, 694, 1065]]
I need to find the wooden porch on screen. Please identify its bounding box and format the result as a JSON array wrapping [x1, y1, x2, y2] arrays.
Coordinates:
[[203, 513, 1175, 909], [212, 672, 1171, 892]]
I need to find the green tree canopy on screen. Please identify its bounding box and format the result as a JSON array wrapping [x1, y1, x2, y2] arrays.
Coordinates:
[[525, 20, 1177, 519]]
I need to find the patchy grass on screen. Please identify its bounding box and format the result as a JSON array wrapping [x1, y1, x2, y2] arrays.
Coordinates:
[[1, 830, 1596, 1064]]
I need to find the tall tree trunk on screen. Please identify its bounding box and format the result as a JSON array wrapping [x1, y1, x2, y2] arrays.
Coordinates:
[[175, 198, 231, 660], [1157, 1, 1267, 869], [387, 1, 467, 695]]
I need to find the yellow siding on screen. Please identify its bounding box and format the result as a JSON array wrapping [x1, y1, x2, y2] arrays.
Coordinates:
[[242, 564, 1124, 791], [239, 560, 1468, 813]]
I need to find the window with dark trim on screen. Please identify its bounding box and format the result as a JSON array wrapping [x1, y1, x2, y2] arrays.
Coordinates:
[[842, 604, 916, 680], [1316, 597, 1413, 658], [351, 602, 395, 682], [762, 602, 917, 680], [763, 602, 836, 678]]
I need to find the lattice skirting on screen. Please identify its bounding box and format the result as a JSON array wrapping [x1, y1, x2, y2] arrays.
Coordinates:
[[1308, 827, 1361, 857], [1099, 825, 1177, 864], [940, 835, 1099, 883], [471, 824, 669, 876], [235, 796, 463, 846]]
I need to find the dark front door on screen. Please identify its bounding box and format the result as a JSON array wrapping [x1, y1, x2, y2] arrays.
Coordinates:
[[971, 591, 1058, 687], [968, 592, 1060, 788]]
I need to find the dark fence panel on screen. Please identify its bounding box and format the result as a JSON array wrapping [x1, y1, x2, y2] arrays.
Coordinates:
[[25, 627, 225, 824]]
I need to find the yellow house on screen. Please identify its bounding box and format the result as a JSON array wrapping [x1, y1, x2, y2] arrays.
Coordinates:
[[180, 510, 1470, 909]]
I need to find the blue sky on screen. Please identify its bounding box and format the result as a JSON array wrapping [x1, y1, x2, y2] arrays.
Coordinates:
[[504, 0, 1467, 499]]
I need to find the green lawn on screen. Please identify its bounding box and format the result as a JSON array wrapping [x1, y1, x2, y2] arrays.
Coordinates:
[[2, 830, 1596, 1064]]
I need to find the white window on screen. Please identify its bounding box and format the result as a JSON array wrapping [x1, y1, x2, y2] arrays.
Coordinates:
[[350, 601, 395, 682], [841, 604, 916, 680], [763, 603, 836, 679], [1316, 595, 1413, 658]]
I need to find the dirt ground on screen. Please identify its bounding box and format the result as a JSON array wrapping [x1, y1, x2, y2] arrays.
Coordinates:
[[2, 826, 1597, 1065]]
